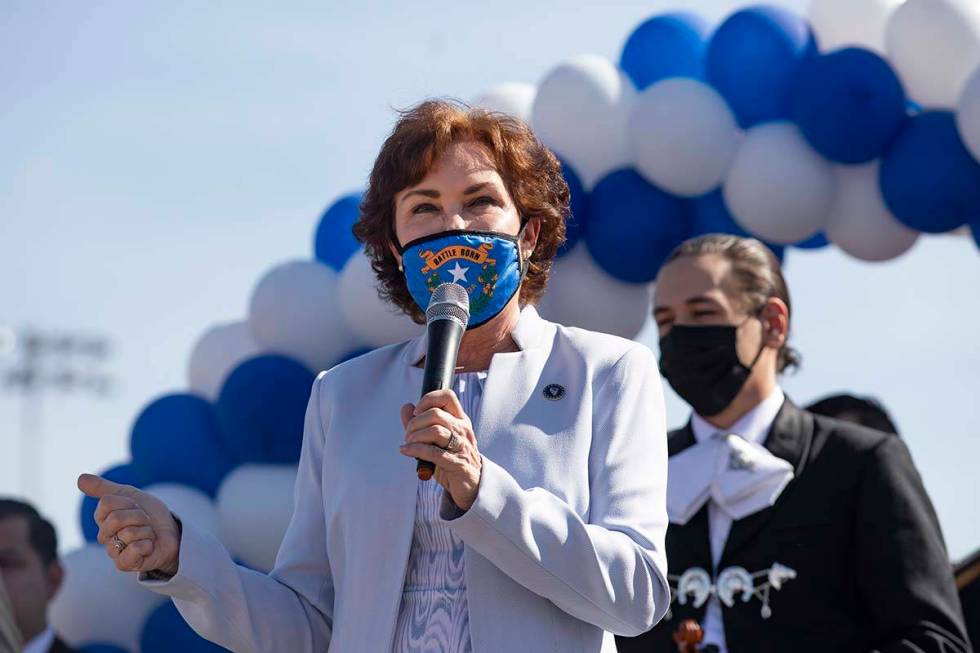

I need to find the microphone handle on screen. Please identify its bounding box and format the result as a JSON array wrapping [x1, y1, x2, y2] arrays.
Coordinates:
[[417, 318, 464, 481]]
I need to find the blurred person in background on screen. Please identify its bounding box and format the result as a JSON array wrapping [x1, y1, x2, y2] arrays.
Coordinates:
[[806, 392, 899, 436], [0, 499, 77, 653], [617, 234, 968, 653]]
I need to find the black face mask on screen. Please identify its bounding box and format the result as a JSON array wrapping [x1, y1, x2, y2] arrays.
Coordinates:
[[658, 322, 765, 418]]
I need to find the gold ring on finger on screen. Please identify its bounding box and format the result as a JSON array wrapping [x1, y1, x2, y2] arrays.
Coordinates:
[[446, 432, 462, 453], [111, 534, 127, 553]]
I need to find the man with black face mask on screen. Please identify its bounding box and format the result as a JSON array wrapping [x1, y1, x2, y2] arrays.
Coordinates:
[[617, 235, 968, 653]]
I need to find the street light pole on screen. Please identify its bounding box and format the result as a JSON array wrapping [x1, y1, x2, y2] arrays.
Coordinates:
[[1, 327, 115, 503]]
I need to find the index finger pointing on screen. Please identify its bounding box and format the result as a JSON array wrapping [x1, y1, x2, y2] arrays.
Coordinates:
[[78, 473, 128, 499]]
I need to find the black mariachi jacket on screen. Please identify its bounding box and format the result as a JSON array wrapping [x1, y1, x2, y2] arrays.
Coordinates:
[[49, 637, 80, 653], [617, 401, 970, 653]]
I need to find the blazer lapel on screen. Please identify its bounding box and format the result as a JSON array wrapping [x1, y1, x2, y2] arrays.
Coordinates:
[[464, 307, 556, 649], [761, 399, 813, 477], [719, 399, 814, 565], [669, 504, 713, 571], [668, 422, 696, 457], [344, 361, 421, 652], [470, 306, 556, 459], [666, 423, 714, 572]]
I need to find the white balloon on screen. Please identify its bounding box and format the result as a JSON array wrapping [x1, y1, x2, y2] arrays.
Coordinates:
[[886, 0, 980, 107], [49, 545, 166, 652], [538, 244, 651, 339], [723, 122, 836, 244], [957, 66, 980, 162], [808, 0, 905, 54], [531, 54, 636, 188], [825, 162, 919, 260], [473, 82, 537, 122], [629, 78, 741, 197], [217, 464, 297, 573], [187, 320, 261, 400], [338, 251, 423, 349], [248, 260, 357, 373], [143, 482, 222, 542]]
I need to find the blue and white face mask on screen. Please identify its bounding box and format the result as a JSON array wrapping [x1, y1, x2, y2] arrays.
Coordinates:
[[398, 227, 527, 329]]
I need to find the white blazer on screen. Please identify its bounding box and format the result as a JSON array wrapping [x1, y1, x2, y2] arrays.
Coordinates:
[[140, 306, 670, 653]]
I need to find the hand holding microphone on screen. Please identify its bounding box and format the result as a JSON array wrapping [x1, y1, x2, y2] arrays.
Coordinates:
[[398, 283, 483, 510], [399, 389, 483, 510]]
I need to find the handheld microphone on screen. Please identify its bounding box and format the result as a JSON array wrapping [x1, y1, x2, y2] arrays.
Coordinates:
[[417, 282, 470, 481]]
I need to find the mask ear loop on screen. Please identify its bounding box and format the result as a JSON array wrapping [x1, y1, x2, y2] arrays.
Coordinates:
[[394, 230, 406, 273], [741, 308, 771, 371], [746, 337, 766, 371], [516, 219, 531, 282]]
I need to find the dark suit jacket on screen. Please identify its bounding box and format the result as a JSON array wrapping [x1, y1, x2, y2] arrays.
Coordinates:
[[618, 400, 970, 653], [49, 637, 79, 653]]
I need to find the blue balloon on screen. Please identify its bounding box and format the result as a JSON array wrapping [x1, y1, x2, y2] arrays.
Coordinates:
[[880, 111, 980, 233], [620, 12, 710, 89], [141, 601, 229, 653], [215, 355, 315, 464], [557, 158, 589, 257], [79, 464, 144, 541], [314, 192, 364, 271], [793, 232, 830, 249], [690, 190, 786, 262], [130, 394, 236, 496], [79, 644, 130, 653], [706, 5, 816, 128], [585, 169, 690, 283], [791, 48, 906, 164]]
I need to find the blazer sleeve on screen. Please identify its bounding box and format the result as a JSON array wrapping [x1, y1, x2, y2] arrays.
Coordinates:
[[138, 373, 335, 653], [854, 435, 971, 653], [441, 345, 671, 637]]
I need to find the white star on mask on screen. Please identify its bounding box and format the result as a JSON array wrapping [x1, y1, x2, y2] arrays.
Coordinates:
[[448, 262, 469, 283]]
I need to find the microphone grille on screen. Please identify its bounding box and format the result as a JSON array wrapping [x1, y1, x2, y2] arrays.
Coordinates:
[[426, 282, 470, 328]]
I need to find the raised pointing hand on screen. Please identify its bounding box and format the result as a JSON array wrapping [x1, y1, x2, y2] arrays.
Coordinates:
[[77, 473, 182, 575]]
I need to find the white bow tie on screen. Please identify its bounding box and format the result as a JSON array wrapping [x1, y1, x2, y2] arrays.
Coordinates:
[[667, 433, 794, 525]]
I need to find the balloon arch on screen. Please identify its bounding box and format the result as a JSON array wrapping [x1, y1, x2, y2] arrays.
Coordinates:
[[53, 2, 980, 650]]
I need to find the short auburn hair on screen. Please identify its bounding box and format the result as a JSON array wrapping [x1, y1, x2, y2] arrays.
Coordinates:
[[354, 99, 569, 324]]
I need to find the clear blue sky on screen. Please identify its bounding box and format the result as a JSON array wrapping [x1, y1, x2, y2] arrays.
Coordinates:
[[1, 0, 977, 560]]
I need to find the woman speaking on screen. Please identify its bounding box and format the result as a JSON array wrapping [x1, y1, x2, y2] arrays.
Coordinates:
[[77, 100, 670, 653]]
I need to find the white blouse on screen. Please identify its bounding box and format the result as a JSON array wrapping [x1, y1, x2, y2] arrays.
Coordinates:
[[391, 371, 486, 653]]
